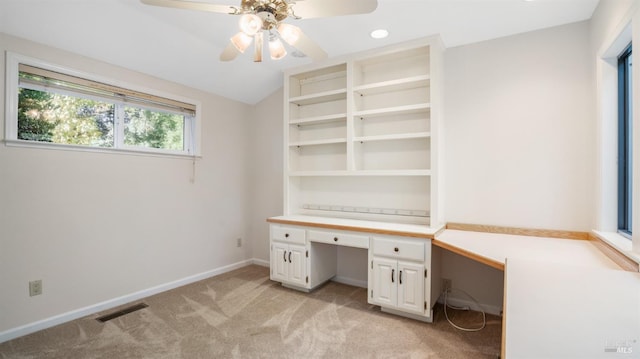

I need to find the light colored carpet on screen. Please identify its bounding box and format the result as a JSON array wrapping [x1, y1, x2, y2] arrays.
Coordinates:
[[0, 265, 501, 358]]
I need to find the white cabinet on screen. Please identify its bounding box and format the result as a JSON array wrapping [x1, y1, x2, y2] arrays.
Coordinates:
[[283, 36, 443, 226], [275, 35, 444, 322], [271, 242, 307, 287], [269, 223, 340, 291], [268, 218, 441, 322], [270, 225, 308, 288], [371, 259, 425, 314], [369, 236, 433, 319]]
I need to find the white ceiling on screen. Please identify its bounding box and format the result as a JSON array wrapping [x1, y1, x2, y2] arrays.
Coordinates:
[[0, 0, 599, 104]]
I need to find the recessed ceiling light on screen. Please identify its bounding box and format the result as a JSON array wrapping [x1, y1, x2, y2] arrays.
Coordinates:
[[370, 29, 389, 39]]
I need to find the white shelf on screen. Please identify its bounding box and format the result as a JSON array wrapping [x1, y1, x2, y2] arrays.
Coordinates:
[[283, 37, 442, 226], [354, 132, 431, 143], [354, 103, 431, 118], [350, 170, 431, 176], [289, 138, 347, 147], [289, 113, 347, 126], [288, 170, 351, 177], [354, 75, 430, 96], [289, 89, 347, 106], [288, 170, 431, 177]]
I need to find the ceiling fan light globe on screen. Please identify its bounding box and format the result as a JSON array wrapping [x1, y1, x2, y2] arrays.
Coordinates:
[[239, 13, 263, 36], [220, 42, 240, 61], [230, 32, 253, 53], [277, 23, 301, 45], [269, 37, 287, 60]]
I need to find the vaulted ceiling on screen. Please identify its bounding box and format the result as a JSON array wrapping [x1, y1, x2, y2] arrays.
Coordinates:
[[0, 0, 599, 104]]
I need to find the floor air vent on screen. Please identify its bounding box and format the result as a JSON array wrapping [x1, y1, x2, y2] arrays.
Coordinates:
[[96, 303, 148, 323]]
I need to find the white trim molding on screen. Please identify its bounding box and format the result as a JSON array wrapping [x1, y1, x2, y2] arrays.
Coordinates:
[[0, 259, 255, 344], [594, 4, 640, 257]]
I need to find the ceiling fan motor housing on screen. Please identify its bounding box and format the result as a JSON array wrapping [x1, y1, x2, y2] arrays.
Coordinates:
[[241, 0, 291, 29]]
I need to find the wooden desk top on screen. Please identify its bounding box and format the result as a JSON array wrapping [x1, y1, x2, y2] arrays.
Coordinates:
[[267, 215, 444, 239], [433, 229, 621, 271]]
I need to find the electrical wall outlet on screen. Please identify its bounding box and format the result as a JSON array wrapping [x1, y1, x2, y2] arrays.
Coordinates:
[[236, 237, 242, 247], [442, 278, 452, 291], [29, 280, 42, 296]]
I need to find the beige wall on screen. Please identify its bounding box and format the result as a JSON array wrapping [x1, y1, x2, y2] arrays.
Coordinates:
[[0, 33, 251, 335], [590, 0, 636, 55], [247, 89, 284, 263], [443, 21, 593, 231]]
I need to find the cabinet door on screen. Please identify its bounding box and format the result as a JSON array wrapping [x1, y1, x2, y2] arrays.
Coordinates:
[[397, 261, 425, 314], [272, 242, 288, 282], [287, 244, 307, 287], [371, 257, 397, 307]]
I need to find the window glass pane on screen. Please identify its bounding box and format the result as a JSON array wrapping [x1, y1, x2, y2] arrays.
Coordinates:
[[123, 107, 185, 151], [618, 44, 632, 236], [18, 88, 115, 147], [12, 57, 196, 156], [626, 51, 633, 233]]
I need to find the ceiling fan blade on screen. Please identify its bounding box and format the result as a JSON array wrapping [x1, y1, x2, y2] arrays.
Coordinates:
[[291, 0, 377, 19], [278, 24, 327, 61], [292, 32, 328, 61], [220, 42, 240, 61], [140, 0, 234, 14]]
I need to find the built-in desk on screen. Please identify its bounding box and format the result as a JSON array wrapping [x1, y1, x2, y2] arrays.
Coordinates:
[[504, 258, 640, 358], [434, 229, 639, 358], [267, 217, 640, 357], [267, 215, 444, 322]]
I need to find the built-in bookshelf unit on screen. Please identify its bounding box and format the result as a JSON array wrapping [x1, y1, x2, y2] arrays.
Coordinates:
[[283, 36, 443, 227]]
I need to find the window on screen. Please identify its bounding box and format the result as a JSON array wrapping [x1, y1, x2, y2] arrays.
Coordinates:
[[5, 53, 198, 156], [618, 44, 633, 237]]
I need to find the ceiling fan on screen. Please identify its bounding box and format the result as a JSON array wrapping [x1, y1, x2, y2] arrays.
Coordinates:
[[140, 0, 378, 62]]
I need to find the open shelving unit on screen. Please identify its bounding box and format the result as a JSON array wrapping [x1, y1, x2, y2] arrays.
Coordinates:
[[283, 36, 443, 227]]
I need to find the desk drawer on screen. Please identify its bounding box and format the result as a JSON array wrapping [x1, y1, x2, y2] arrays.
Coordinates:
[[372, 237, 425, 261], [271, 226, 306, 244], [308, 230, 369, 249]]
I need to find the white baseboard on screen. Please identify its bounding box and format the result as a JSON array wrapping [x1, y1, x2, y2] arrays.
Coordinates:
[[0, 259, 255, 344], [437, 293, 503, 317], [331, 275, 368, 288], [251, 258, 270, 267]]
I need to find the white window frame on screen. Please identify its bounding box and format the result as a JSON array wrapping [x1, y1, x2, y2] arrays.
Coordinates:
[[4, 52, 201, 158], [594, 13, 640, 264]]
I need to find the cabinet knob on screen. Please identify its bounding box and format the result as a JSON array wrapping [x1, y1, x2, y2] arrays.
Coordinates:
[[285, 233, 289, 238], [394, 247, 399, 252], [334, 237, 338, 242]]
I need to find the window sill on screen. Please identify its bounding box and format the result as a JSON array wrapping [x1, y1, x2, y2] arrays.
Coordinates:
[[591, 230, 640, 267], [4, 139, 201, 160]]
